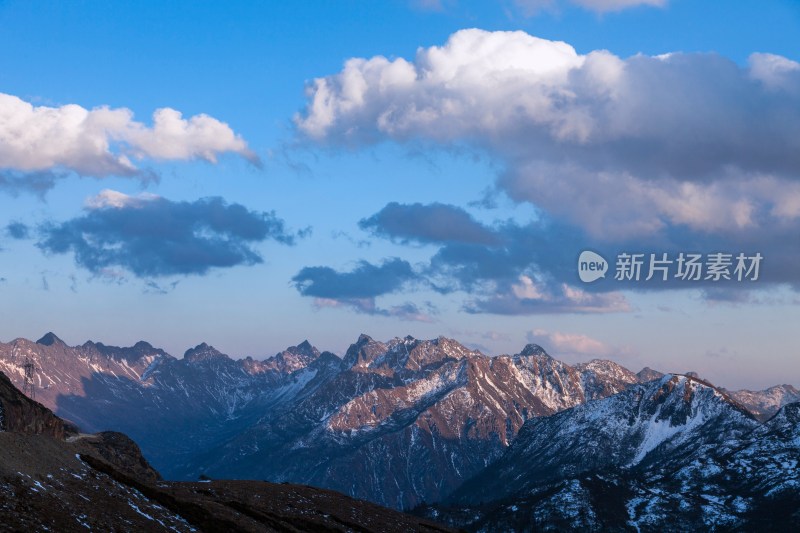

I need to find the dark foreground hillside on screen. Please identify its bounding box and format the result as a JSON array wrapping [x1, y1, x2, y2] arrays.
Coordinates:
[[0, 371, 454, 532]]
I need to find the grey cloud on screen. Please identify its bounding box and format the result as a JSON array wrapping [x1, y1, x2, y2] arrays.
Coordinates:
[[5, 221, 30, 240], [464, 286, 631, 315], [292, 258, 417, 299], [315, 297, 435, 322], [359, 202, 790, 313], [37, 195, 301, 278], [295, 201, 632, 315], [359, 202, 500, 245], [355, 202, 584, 292], [330, 230, 371, 248], [700, 287, 756, 305], [420, 211, 594, 296], [0, 170, 64, 197], [144, 280, 181, 294]]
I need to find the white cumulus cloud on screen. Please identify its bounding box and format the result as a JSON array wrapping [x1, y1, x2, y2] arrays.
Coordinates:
[[296, 29, 800, 240], [0, 93, 257, 178], [748, 52, 800, 90]]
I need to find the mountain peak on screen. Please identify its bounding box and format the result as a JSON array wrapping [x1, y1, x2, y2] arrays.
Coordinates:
[[80, 339, 170, 364], [183, 343, 229, 363], [356, 333, 375, 344], [657, 374, 751, 416], [343, 334, 387, 368], [270, 340, 321, 372], [519, 343, 549, 357], [36, 332, 66, 347], [287, 340, 320, 360], [343, 335, 476, 373], [637, 366, 664, 382], [296, 339, 313, 352]]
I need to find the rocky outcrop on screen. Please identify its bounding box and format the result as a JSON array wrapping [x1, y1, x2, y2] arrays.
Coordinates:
[[80, 431, 162, 483], [0, 371, 65, 438]]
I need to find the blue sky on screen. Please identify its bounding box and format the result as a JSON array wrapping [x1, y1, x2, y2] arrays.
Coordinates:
[[1, 0, 799, 389]]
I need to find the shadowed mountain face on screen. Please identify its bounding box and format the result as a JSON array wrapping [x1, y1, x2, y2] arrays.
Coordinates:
[[0, 335, 343, 476], [181, 336, 651, 509], [423, 376, 799, 531], [0, 333, 645, 509], [0, 333, 797, 514], [0, 370, 455, 532]]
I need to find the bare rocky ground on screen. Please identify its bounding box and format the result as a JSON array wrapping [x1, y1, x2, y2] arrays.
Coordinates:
[[0, 371, 455, 532]]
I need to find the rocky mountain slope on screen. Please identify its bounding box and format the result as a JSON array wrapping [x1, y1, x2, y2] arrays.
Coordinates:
[[425, 375, 800, 531], [0, 369, 454, 532], [0, 371, 66, 438], [0, 332, 796, 514], [0, 333, 645, 509], [726, 384, 800, 421], [0, 334, 340, 472], [178, 335, 645, 509]]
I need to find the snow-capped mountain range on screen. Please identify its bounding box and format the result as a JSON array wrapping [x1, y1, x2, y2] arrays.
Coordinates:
[[0, 332, 796, 525], [430, 375, 799, 530]]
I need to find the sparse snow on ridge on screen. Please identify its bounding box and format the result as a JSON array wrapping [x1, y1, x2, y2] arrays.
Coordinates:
[[0, 332, 797, 521]]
